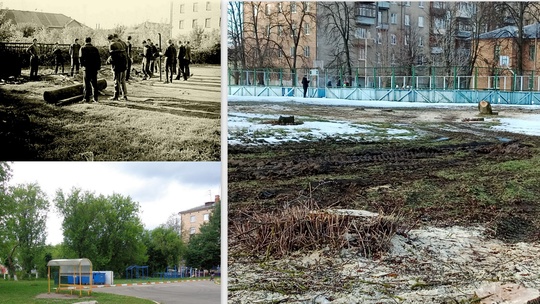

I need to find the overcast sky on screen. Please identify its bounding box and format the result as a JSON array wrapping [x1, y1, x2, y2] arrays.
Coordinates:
[[8, 162, 222, 245], [1, 0, 175, 29]]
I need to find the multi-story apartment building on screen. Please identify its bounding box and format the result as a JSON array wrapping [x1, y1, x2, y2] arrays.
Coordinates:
[[179, 195, 220, 242], [171, 0, 221, 38]]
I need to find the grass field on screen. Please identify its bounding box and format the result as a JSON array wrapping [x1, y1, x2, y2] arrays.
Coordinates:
[[0, 279, 154, 304]]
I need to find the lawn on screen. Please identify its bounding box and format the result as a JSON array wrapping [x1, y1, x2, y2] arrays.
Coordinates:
[[0, 279, 154, 304]]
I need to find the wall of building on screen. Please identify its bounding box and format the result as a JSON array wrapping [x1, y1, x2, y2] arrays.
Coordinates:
[[171, 0, 221, 38]]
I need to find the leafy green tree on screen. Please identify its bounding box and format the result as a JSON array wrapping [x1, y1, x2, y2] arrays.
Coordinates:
[[2, 183, 49, 280], [185, 203, 220, 270], [55, 188, 147, 276], [145, 226, 185, 275]]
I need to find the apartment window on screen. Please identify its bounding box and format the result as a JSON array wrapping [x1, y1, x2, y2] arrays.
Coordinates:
[[179, 4, 185, 13], [304, 46, 310, 57], [193, 3, 198, 12], [192, 19, 198, 28], [278, 49, 283, 58], [359, 48, 366, 60], [291, 23, 297, 37], [278, 2, 282, 13], [290, 47, 295, 56], [391, 53, 396, 64], [494, 45, 501, 61], [378, 12, 382, 24], [404, 15, 410, 26], [203, 213, 210, 221], [377, 32, 382, 44], [253, 5, 258, 16], [376, 52, 381, 64], [266, 24, 271, 36], [179, 20, 184, 29], [357, 27, 367, 39], [357, 4, 376, 18], [278, 25, 283, 36], [530, 45, 536, 61], [405, 1, 410, 6], [419, 36, 424, 47], [435, 18, 445, 29], [417, 55, 424, 65], [265, 3, 271, 15], [419, 1, 424, 7], [433, 2, 446, 9], [390, 13, 397, 24], [304, 2, 310, 12], [291, 2, 297, 13], [206, 1, 211, 11], [391, 34, 396, 45], [190, 227, 196, 234], [190, 215, 196, 223], [304, 23, 310, 35], [418, 16, 424, 27], [405, 35, 409, 46], [205, 18, 211, 28]]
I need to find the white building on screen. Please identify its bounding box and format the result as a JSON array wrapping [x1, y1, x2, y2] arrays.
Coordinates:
[[171, 0, 221, 38]]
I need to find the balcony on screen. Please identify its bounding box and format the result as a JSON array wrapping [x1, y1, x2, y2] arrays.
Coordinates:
[[376, 22, 389, 30], [378, 2, 390, 10], [455, 30, 471, 39], [356, 15, 376, 26]]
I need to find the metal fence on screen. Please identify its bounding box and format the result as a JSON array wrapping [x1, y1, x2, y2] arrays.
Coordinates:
[[228, 66, 540, 92]]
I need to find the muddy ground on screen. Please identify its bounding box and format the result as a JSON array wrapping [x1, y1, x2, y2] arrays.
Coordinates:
[[0, 64, 220, 160], [228, 101, 540, 303]]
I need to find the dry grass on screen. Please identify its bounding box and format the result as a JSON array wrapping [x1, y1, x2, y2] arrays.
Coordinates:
[[229, 199, 408, 259]]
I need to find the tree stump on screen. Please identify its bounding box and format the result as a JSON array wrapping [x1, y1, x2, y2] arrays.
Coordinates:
[[278, 116, 295, 125], [478, 100, 493, 115], [43, 79, 107, 104]]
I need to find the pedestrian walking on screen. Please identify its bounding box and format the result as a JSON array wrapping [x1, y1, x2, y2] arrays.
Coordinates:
[[79, 37, 101, 103], [69, 38, 81, 76], [301, 75, 310, 98], [107, 34, 128, 101], [52, 42, 64, 74], [164, 39, 177, 83], [126, 36, 133, 81], [175, 41, 185, 80], [141, 40, 153, 80], [183, 41, 192, 81], [26, 38, 40, 80]]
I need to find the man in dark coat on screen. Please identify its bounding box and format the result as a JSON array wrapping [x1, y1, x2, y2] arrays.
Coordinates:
[[301, 75, 310, 98], [26, 38, 40, 80], [126, 36, 133, 81], [79, 37, 101, 103], [52, 42, 64, 74], [164, 39, 177, 83], [184, 41, 192, 80], [175, 41, 185, 80], [107, 34, 128, 101], [69, 38, 81, 76]]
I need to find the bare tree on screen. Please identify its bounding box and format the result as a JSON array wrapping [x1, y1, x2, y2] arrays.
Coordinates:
[[228, 2, 245, 85]]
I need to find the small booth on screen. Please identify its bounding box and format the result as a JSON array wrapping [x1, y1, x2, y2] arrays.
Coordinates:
[[47, 258, 93, 296]]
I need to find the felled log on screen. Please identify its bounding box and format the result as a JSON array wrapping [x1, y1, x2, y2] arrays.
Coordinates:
[[43, 79, 107, 103], [478, 100, 493, 115], [278, 115, 295, 124]]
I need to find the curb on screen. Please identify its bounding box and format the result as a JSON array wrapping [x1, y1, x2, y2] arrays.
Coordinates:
[[92, 278, 210, 288]]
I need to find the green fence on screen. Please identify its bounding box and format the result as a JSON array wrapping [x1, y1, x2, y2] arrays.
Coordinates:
[[228, 66, 540, 92]]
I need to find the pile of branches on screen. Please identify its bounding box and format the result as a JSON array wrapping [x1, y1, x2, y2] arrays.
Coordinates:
[[229, 202, 408, 259]]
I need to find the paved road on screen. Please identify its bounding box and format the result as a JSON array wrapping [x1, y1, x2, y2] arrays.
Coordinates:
[[94, 281, 220, 304]]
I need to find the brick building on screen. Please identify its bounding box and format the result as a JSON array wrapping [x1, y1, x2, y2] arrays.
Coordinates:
[[179, 195, 220, 242]]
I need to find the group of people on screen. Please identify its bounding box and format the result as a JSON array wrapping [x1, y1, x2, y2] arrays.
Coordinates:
[[144, 39, 192, 83], [26, 35, 193, 103]]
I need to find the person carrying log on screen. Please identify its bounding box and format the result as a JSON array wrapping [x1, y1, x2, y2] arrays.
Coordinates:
[[26, 38, 40, 80], [79, 37, 101, 103]]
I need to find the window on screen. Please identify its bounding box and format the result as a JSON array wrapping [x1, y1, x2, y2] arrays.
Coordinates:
[[278, 49, 283, 58], [494, 45, 501, 61], [190, 215, 196, 223], [291, 23, 297, 37], [203, 213, 210, 221], [530, 45, 536, 61], [359, 47, 366, 60], [376, 52, 381, 64], [418, 16, 424, 27], [419, 1, 424, 7], [205, 18, 211, 28], [391, 34, 396, 45], [304, 23, 310, 35], [357, 4, 376, 18], [290, 47, 295, 56], [266, 24, 271, 36], [179, 20, 184, 29], [390, 13, 397, 24], [391, 53, 396, 64], [291, 2, 297, 13], [206, 1, 211, 11], [417, 55, 424, 65], [405, 15, 410, 26], [304, 2, 310, 12], [304, 46, 310, 57], [278, 2, 283, 13], [192, 19, 198, 28], [434, 18, 445, 29], [278, 25, 283, 36], [405, 1, 411, 6], [377, 32, 382, 44], [419, 36, 424, 47], [193, 2, 198, 12], [378, 12, 382, 24], [179, 4, 185, 13], [357, 27, 367, 39], [190, 227, 196, 234], [405, 35, 409, 46], [265, 3, 271, 15]]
